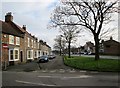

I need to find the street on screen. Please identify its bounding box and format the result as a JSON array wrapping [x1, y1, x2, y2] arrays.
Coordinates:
[[2, 56, 119, 88]]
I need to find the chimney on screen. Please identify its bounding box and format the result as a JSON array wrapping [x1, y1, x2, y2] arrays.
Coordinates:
[[22, 25, 26, 30], [5, 12, 13, 22], [110, 36, 113, 40], [101, 40, 104, 43]]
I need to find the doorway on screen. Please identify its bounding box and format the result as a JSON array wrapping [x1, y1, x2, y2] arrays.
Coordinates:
[[20, 51, 23, 62]]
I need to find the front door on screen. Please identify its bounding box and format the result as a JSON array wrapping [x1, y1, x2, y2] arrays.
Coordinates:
[[20, 51, 23, 62]]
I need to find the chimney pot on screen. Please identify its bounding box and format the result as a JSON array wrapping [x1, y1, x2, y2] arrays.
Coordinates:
[[110, 36, 113, 40], [5, 12, 13, 22], [22, 25, 26, 30]]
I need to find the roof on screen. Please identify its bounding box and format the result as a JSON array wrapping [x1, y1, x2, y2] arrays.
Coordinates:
[[103, 39, 120, 44], [0, 20, 24, 37], [12, 22, 38, 40]]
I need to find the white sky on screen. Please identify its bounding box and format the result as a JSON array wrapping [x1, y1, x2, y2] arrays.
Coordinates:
[[0, 0, 119, 49]]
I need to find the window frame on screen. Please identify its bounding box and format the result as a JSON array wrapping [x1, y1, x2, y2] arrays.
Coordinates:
[[28, 38, 30, 47], [16, 37, 20, 45], [9, 49, 19, 61], [9, 35, 14, 45]]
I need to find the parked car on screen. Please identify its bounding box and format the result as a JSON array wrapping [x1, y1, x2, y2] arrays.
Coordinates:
[[48, 55, 56, 59], [37, 55, 49, 63], [84, 52, 88, 55]]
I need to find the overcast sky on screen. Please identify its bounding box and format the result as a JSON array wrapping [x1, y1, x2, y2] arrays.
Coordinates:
[[0, 0, 118, 49]]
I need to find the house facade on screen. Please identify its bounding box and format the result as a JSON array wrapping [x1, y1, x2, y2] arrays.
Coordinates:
[[39, 40, 51, 56], [100, 37, 120, 55], [1, 13, 25, 67], [84, 41, 95, 54], [1, 12, 51, 69]]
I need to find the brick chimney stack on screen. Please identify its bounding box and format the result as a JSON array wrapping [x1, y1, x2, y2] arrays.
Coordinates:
[[110, 36, 113, 40], [22, 25, 26, 30], [5, 12, 13, 22]]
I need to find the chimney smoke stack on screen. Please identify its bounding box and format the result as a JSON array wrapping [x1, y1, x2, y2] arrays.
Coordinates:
[[5, 12, 13, 22]]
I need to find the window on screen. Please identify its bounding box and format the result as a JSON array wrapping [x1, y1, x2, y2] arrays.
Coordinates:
[[28, 38, 30, 47], [31, 40, 33, 48], [38, 43, 39, 49], [28, 51, 31, 58], [15, 50, 19, 59], [10, 50, 14, 60], [27, 50, 33, 60], [9, 35, 14, 44], [34, 41, 36, 48], [38, 51, 40, 56], [34, 51, 37, 57], [43, 52, 44, 55], [9, 49, 19, 61], [16, 37, 20, 45]]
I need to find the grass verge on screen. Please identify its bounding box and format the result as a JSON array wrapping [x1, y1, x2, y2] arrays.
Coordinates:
[[64, 56, 120, 72]]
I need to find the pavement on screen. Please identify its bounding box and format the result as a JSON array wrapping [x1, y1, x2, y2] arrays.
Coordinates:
[[5, 61, 39, 72]]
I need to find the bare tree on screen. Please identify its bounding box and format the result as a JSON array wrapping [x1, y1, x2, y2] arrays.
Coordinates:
[[54, 35, 66, 56], [60, 24, 80, 58], [50, 0, 118, 60]]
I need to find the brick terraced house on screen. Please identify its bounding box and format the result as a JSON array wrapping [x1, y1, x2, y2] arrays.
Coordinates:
[[1, 12, 51, 69]]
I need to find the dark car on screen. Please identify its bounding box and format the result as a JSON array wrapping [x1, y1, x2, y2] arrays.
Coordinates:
[[37, 55, 49, 63], [48, 55, 56, 59]]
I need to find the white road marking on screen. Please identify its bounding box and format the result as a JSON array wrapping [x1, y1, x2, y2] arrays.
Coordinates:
[[59, 69, 65, 73], [62, 75, 92, 79], [15, 80, 57, 86], [69, 70, 76, 73], [38, 76, 51, 78], [42, 70, 47, 72], [38, 76, 60, 78], [59, 70, 65, 73], [33, 71, 37, 72], [80, 70, 87, 73], [38, 75, 92, 79], [50, 70, 56, 73]]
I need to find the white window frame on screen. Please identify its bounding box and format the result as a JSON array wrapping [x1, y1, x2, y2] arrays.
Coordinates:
[[27, 50, 33, 60], [38, 43, 39, 49], [16, 37, 20, 45], [9, 48, 19, 61], [34, 51, 37, 58], [28, 38, 30, 47], [14, 49, 19, 61], [31, 39, 33, 48], [34, 41, 36, 48], [9, 35, 14, 45]]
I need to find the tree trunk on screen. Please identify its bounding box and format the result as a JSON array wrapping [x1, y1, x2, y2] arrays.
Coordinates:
[[60, 48, 61, 56], [68, 41, 71, 58], [94, 35, 100, 60]]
